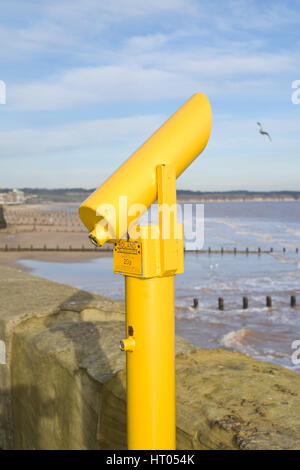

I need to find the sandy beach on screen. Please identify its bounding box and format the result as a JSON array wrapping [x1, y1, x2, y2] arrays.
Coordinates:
[[0, 202, 110, 250], [0, 202, 114, 271], [0, 228, 102, 249]]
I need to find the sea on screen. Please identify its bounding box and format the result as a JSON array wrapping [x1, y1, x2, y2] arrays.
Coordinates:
[[18, 201, 300, 372]]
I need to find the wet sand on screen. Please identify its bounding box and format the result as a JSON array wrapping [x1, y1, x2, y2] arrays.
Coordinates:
[[0, 229, 96, 249], [0, 250, 112, 272]]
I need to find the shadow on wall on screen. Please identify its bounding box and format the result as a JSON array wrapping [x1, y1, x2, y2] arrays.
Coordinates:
[[10, 289, 127, 450]]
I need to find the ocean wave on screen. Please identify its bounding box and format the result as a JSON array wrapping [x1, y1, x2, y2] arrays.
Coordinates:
[[221, 328, 255, 349], [220, 327, 294, 370]]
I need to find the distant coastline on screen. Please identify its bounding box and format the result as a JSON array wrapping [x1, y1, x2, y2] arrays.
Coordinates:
[[0, 188, 299, 204], [177, 196, 300, 203], [177, 190, 300, 203], [178, 198, 300, 203]]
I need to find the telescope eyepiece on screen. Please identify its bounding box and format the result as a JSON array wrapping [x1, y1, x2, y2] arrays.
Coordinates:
[[89, 233, 100, 247]]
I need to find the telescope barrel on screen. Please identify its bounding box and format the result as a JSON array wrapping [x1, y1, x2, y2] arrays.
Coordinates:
[[79, 93, 212, 246]]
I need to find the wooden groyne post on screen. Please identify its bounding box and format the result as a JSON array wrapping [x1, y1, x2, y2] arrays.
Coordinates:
[[266, 296, 272, 307]]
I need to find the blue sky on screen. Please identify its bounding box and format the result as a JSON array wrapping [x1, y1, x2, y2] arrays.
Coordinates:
[[0, 0, 300, 190]]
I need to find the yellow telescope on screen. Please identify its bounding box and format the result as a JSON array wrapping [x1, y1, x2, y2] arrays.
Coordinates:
[[79, 93, 211, 246], [79, 93, 212, 450]]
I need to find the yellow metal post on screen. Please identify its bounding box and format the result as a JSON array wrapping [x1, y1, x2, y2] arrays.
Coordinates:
[[125, 275, 175, 450], [78, 93, 212, 450], [118, 164, 179, 450]]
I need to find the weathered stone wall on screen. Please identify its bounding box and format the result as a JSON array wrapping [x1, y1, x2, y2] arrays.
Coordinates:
[[0, 265, 300, 449], [0, 264, 124, 449]]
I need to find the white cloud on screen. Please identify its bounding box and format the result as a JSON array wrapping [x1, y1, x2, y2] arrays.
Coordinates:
[[1, 0, 300, 190], [1, 111, 299, 190], [0, 0, 197, 58], [1, 111, 299, 164], [9, 65, 187, 110], [0, 114, 165, 158], [7, 48, 297, 111], [1, 0, 300, 61], [125, 34, 171, 52], [1, 0, 300, 113]]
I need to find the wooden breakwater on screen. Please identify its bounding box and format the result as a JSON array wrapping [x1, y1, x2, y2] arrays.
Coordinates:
[[192, 295, 297, 310], [0, 245, 112, 252], [0, 246, 298, 253]]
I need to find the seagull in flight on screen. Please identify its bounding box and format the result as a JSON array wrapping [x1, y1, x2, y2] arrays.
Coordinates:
[[257, 122, 272, 142]]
